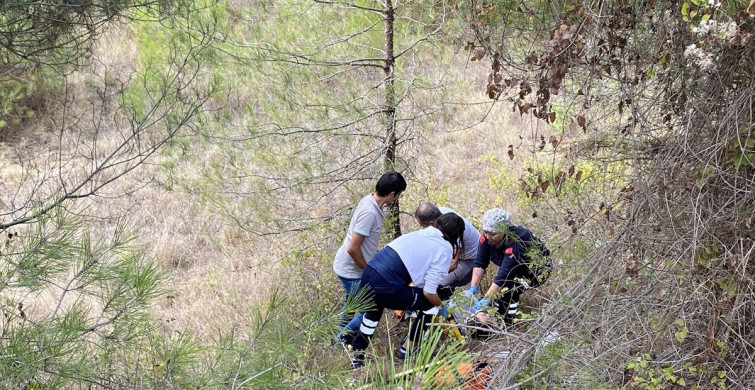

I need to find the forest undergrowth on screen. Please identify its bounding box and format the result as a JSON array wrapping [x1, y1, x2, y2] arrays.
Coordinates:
[[1, 0, 754, 389]]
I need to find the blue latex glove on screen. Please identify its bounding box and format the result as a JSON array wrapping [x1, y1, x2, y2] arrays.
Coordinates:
[[468, 285, 478, 295], [474, 297, 490, 311], [438, 304, 449, 319]]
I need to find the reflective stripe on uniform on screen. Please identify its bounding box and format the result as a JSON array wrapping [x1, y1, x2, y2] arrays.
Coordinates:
[[508, 302, 519, 315], [359, 317, 379, 335]]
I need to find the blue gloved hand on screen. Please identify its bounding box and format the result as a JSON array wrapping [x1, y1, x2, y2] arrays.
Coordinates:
[[438, 304, 449, 319], [474, 297, 490, 312], [468, 285, 478, 295]]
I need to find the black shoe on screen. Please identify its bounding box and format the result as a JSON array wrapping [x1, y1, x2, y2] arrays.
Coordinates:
[[351, 354, 365, 369], [395, 335, 408, 359], [395, 345, 408, 359], [395, 337, 418, 360]]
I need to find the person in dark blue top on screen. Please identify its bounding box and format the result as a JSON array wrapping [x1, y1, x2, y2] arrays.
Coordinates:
[[468, 208, 551, 325]]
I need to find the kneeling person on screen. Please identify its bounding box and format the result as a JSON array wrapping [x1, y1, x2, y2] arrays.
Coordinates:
[[468, 208, 551, 325], [414, 202, 481, 290], [346, 213, 466, 368]]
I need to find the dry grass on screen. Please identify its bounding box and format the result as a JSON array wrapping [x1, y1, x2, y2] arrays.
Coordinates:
[[0, 12, 572, 386]]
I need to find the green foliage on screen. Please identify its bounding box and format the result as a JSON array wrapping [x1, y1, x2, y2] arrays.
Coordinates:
[[145, 331, 200, 388], [0, 69, 63, 135], [124, 1, 221, 126], [674, 318, 689, 344], [622, 354, 733, 390], [0, 207, 167, 388], [0, 78, 34, 131], [724, 129, 755, 168], [0, 0, 176, 79], [359, 325, 473, 390], [206, 287, 353, 389], [477, 153, 522, 206]]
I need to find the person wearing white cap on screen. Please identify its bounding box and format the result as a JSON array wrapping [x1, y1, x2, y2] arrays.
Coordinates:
[[467, 208, 551, 325]]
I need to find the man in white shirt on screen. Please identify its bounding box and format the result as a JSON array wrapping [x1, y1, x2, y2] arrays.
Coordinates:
[[414, 202, 481, 289], [333, 171, 406, 341]]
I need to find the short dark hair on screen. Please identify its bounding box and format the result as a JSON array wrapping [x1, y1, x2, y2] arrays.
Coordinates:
[[375, 171, 407, 197], [434, 213, 465, 250], [414, 201, 442, 225]]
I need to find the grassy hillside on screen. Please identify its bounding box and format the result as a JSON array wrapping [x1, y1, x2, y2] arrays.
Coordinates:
[[0, 2, 568, 387], [3, 0, 752, 389]]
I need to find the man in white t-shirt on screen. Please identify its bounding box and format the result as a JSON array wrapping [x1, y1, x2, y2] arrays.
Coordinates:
[[333, 171, 406, 341]]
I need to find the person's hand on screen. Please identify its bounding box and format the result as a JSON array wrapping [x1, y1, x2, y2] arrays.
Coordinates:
[[474, 297, 490, 311], [468, 285, 478, 295], [461, 289, 476, 299]]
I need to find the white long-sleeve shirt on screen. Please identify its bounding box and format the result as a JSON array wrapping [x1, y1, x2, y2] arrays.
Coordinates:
[[387, 226, 452, 294]]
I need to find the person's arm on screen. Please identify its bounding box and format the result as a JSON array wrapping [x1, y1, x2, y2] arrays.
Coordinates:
[[346, 233, 368, 270], [423, 290, 442, 306], [470, 237, 491, 291], [485, 281, 504, 296], [448, 248, 460, 272], [470, 267, 485, 290]]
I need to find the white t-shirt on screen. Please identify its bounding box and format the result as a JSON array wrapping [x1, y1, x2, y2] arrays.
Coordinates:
[[387, 226, 452, 294], [439, 207, 480, 261], [333, 195, 384, 279]]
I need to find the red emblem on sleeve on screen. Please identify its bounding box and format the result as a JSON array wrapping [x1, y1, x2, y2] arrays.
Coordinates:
[[479, 235, 485, 244], [505, 247, 514, 255]]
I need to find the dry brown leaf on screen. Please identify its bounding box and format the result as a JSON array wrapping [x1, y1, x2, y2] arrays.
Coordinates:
[[472, 48, 486, 61], [577, 115, 587, 131], [520, 102, 532, 115]]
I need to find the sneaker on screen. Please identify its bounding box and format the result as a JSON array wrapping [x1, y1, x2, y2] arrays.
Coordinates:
[[395, 345, 407, 359], [395, 339, 419, 360], [337, 331, 354, 346], [351, 354, 365, 369], [395, 335, 408, 359]]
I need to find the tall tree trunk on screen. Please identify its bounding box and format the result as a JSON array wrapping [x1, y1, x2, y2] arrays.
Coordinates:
[[382, 0, 401, 238]]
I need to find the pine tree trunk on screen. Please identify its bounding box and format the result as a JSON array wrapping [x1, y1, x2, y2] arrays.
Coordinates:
[[382, 0, 401, 238]]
